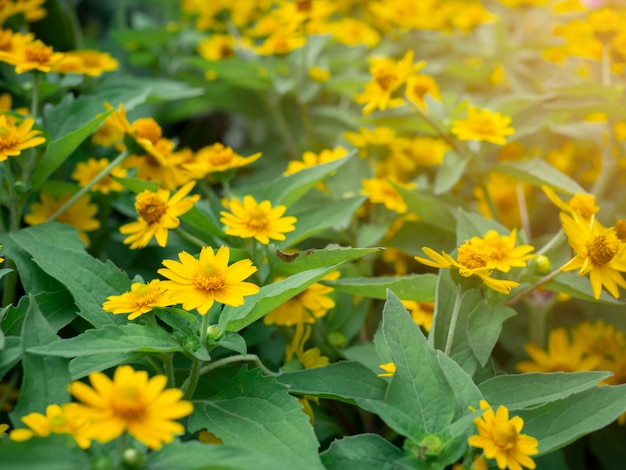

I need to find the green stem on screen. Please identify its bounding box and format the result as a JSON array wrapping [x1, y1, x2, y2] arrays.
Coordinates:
[[45, 150, 128, 223], [262, 91, 298, 160], [504, 267, 561, 307], [114, 432, 128, 470], [162, 353, 175, 388], [536, 230, 565, 255], [30, 72, 40, 120], [174, 227, 206, 248], [444, 285, 467, 356], [183, 314, 210, 400], [197, 354, 278, 377], [516, 182, 531, 239]]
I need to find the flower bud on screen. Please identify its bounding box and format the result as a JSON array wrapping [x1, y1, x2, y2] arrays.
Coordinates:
[[206, 325, 223, 342], [528, 255, 551, 275]]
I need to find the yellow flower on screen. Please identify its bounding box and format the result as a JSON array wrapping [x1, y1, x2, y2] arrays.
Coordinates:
[[102, 280, 175, 320], [0, 0, 46, 24], [478, 230, 535, 273], [184, 142, 261, 178], [0, 423, 7, 435], [52, 49, 119, 76], [560, 213, 626, 299], [9, 403, 92, 449], [264, 271, 340, 326], [254, 31, 306, 55], [24, 193, 100, 246], [355, 50, 425, 115], [327, 17, 380, 48], [516, 327, 601, 373], [197, 34, 236, 60], [220, 195, 297, 245], [0, 114, 45, 161], [69, 365, 193, 450], [468, 400, 538, 470], [415, 239, 520, 295], [360, 177, 416, 214], [542, 185, 599, 221], [71, 157, 127, 194], [308, 66, 330, 83], [158, 246, 259, 315], [403, 300, 434, 331], [120, 181, 200, 250], [405, 74, 441, 110], [344, 126, 396, 157], [92, 117, 125, 148], [284, 147, 348, 176], [285, 322, 329, 369], [0, 38, 64, 73], [451, 106, 515, 145], [572, 319, 625, 358], [377, 362, 396, 377]]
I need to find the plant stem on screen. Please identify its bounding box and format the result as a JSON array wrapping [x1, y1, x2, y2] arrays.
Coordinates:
[[114, 432, 128, 470], [45, 150, 128, 223], [444, 285, 467, 356], [162, 353, 175, 388], [262, 91, 298, 160], [197, 353, 278, 377], [183, 313, 210, 400], [174, 227, 206, 248], [30, 72, 40, 120], [504, 267, 561, 307]]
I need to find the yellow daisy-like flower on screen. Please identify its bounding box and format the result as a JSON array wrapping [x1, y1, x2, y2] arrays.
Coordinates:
[[415, 239, 520, 295], [468, 400, 538, 470], [542, 185, 599, 221], [220, 195, 297, 245], [478, 230, 535, 273], [158, 245, 260, 315], [451, 106, 515, 145], [184, 142, 261, 178], [404, 74, 441, 110], [284, 147, 348, 176], [285, 322, 330, 369], [403, 300, 434, 332], [360, 177, 416, 214], [120, 181, 200, 250], [377, 362, 396, 377], [9, 403, 92, 449], [102, 279, 175, 320], [516, 327, 601, 373], [308, 66, 330, 82], [198, 34, 236, 60], [52, 49, 119, 76], [264, 271, 340, 326], [69, 365, 193, 450], [560, 213, 626, 299], [71, 157, 127, 194], [24, 193, 100, 246], [0, 38, 64, 73], [0, 114, 45, 161]]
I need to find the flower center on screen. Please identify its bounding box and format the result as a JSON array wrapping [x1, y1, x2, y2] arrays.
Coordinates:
[[131, 118, 162, 144], [25, 41, 53, 64], [587, 234, 620, 266], [208, 147, 234, 166], [457, 242, 489, 269], [111, 386, 146, 422], [132, 284, 160, 307], [492, 421, 518, 450], [135, 192, 167, 224], [193, 265, 225, 291], [374, 69, 398, 90], [472, 116, 497, 136], [49, 415, 68, 432], [247, 206, 268, 229]]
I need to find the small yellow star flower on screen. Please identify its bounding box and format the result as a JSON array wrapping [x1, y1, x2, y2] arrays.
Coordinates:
[[120, 181, 200, 250], [158, 246, 259, 315], [69, 365, 193, 450], [542, 185, 599, 221], [220, 195, 297, 245], [360, 177, 416, 214], [285, 323, 329, 369], [0, 38, 64, 73], [71, 157, 127, 194], [478, 230, 535, 273], [185, 142, 261, 178], [451, 106, 515, 145], [102, 279, 175, 320], [468, 400, 538, 470], [0, 114, 45, 161], [52, 50, 119, 76], [403, 300, 434, 331], [405, 74, 441, 110]]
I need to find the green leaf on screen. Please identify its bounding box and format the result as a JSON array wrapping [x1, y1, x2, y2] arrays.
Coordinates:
[[392, 184, 456, 231], [320, 434, 405, 470], [10, 296, 70, 424], [114, 176, 160, 194], [382, 290, 456, 434], [69, 352, 141, 380], [146, 441, 283, 470], [28, 324, 181, 357], [33, 95, 112, 189], [434, 152, 469, 195], [187, 57, 272, 91], [323, 274, 437, 302], [188, 367, 323, 469], [519, 384, 626, 455], [0, 434, 90, 469], [8, 223, 132, 327], [493, 158, 586, 195], [276, 361, 386, 404], [467, 303, 516, 367], [216, 331, 247, 355], [544, 271, 623, 304], [478, 371, 611, 410], [455, 208, 509, 244], [268, 246, 381, 276], [0, 336, 20, 380], [436, 351, 483, 419]]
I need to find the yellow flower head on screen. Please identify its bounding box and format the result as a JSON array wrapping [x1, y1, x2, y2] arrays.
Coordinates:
[[120, 181, 200, 250], [285, 322, 329, 369], [102, 279, 175, 320], [254, 31, 306, 55], [344, 126, 397, 157], [451, 106, 515, 145], [517, 327, 601, 373], [69, 365, 193, 449], [478, 230, 535, 273], [468, 400, 538, 470], [158, 245, 260, 315], [542, 185, 599, 221], [52, 49, 119, 76], [264, 271, 340, 326], [560, 213, 626, 299], [360, 177, 416, 214], [308, 66, 330, 83], [198, 34, 236, 60], [0, 0, 46, 24], [0, 115, 45, 161], [185, 142, 261, 178], [377, 362, 396, 377], [405, 74, 441, 110], [284, 147, 347, 191], [71, 157, 127, 194], [407, 136, 449, 167], [220, 195, 297, 245], [403, 300, 434, 331], [0, 38, 64, 73], [10, 403, 92, 449], [24, 193, 100, 246], [572, 319, 625, 358], [327, 17, 380, 48]]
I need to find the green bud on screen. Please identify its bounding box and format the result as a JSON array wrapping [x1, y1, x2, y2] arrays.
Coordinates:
[[90, 455, 113, 470], [181, 335, 200, 353], [327, 331, 346, 348], [122, 448, 146, 469], [404, 434, 444, 460], [205, 325, 223, 342], [528, 255, 551, 276]]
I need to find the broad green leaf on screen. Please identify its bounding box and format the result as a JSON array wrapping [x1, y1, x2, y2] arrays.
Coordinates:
[[519, 384, 626, 455], [69, 352, 141, 380], [216, 331, 247, 355], [434, 152, 469, 195], [250, 153, 354, 207], [544, 271, 623, 305], [114, 176, 160, 194], [320, 434, 405, 470], [276, 361, 386, 403], [9, 223, 132, 327], [180, 202, 227, 241], [0, 336, 20, 380], [2, 291, 76, 337], [0, 434, 90, 469], [467, 303, 516, 367], [10, 296, 70, 424], [455, 208, 509, 244], [187, 57, 271, 91], [478, 371, 611, 410], [276, 196, 366, 249], [188, 367, 324, 469], [392, 184, 456, 231], [33, 95, 112, 189], [268, 246, 380, 276], [323, 274, 437, 302], [28, 324, 181, 357], [436, 351, 483, 419], [382, 290, 456, 434], [146, 441, 283, 470], [493, 158, 585, 195]]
